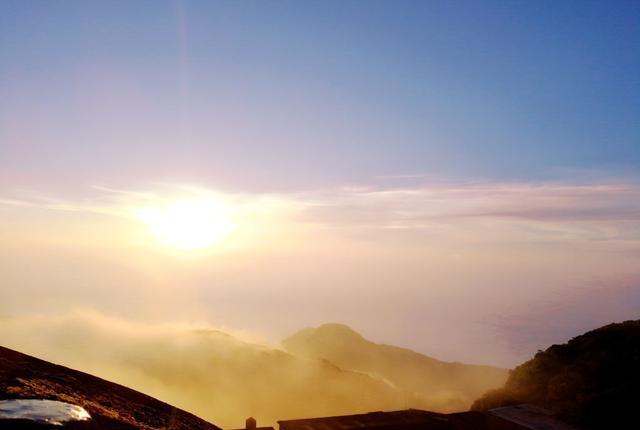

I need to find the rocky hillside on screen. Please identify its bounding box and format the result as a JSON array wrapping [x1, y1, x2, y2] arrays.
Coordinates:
[[0, 345, 219, 430], [282, 323, 508, 411]]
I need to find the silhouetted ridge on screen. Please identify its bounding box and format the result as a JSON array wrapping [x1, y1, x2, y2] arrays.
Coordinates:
[[472, 319, 640, 430]]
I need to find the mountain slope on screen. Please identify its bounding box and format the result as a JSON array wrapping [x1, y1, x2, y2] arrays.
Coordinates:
[[0, 345, 220, 430], [0, 314, 418, 428], [472, 319, 640, 429], [282, 323, 508, 411]]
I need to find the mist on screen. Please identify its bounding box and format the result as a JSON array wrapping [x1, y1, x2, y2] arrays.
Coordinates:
[[0, 311, 460, 427]]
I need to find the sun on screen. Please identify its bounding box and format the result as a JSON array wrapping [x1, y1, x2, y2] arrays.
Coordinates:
[[136, 198, 237, 251]]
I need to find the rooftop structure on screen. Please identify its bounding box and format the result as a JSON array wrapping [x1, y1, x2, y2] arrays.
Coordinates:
[[276, 406, 583, 430], [487, 405, 583, 430], [278, 409, 485, 430]]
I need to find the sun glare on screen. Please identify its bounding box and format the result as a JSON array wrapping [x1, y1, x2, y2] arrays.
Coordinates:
[[136, 198, 237, 251]]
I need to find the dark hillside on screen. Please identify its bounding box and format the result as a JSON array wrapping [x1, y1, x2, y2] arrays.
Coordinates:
[[0, 345, 220, 430], [472, 320, 640, 429]]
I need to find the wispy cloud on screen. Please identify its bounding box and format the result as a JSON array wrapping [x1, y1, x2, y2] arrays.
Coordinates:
[[293, 182, 640, 243], [2, 180, 640, 242]]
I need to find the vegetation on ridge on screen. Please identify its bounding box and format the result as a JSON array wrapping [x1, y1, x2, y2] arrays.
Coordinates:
[[472, 320, 640, 429]]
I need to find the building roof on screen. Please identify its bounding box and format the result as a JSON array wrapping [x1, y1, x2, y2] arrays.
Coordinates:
[[488, 404, 582, 430], [278, 409, 485, 430]]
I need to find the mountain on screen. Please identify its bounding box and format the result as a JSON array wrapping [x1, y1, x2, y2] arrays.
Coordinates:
[[0, 314, 419, 428], [282, 323, 509, 412], [115, 328, 420, 427], [0, 345, 219, 430], [472, 319, 640, 429], [0, 315, 507, 427]]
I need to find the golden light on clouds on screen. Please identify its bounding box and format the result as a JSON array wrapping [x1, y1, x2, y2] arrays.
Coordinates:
[[0, 181, 639, 365], [136, 197, 237, 251]]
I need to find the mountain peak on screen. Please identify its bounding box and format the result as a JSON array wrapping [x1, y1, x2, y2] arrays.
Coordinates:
[[282, 323, 509, 412], [283, 323, 366, 348], [314, 323, 365, 340]]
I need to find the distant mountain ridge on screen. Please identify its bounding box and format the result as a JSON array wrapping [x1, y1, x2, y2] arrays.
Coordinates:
[[0, 315, 507, 427], [282, 323, 509, 411], [0, 315, 419, 427]]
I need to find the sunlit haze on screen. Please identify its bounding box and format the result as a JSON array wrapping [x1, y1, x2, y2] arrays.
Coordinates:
[[136, 197, 237, 250], [1, 1, 639, 426]]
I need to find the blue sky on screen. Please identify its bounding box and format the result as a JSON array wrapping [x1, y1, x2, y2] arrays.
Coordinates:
[[1, 0, 638, 191]]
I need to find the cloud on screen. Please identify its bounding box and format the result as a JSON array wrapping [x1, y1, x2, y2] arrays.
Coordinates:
[[294, 182, 640, 243], [1, 179, 639, 367], [3, 180, 639, 234], [299, 182, 640, 223]]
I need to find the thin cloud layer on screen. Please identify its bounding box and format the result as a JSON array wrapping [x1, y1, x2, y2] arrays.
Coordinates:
[[3, 180, 640, 232], [1, 179, 639, 366], [298, 182, 640, 229]]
